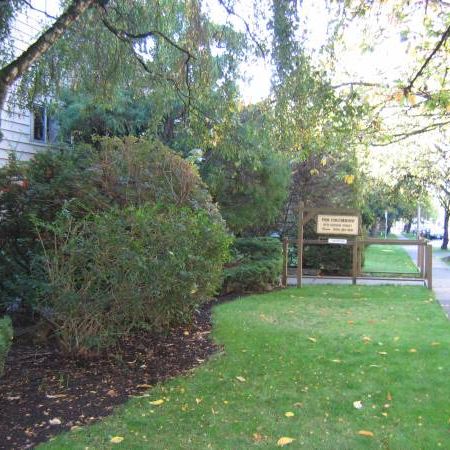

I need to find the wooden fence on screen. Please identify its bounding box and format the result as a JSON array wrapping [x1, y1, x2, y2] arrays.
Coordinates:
[[281, 238, 432, 289]]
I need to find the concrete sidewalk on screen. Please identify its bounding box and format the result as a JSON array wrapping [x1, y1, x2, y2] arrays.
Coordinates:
[[401, 240, 449, 319]]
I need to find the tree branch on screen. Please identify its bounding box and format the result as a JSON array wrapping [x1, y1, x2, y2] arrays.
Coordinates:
[[371, 120, 450, 146], [405, 23, 450, 92], [22, 0, 58, 20], [100, 16, 193, 112], [331, 81, 389, 89], [217, 0, 265, 57], [0, 0, 103, 110]]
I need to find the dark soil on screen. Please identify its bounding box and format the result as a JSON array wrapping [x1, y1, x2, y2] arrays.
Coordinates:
[[0, 299, 229, 450]]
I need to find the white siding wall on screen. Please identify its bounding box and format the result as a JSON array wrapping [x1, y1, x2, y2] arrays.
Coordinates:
[[0, 4, 56, 166]]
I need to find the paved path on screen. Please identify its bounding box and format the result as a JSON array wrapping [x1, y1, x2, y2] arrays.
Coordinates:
[[401, 240, 450, 319]]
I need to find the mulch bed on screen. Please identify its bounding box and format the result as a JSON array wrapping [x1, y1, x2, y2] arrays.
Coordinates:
[[0, 298, 231, 450]]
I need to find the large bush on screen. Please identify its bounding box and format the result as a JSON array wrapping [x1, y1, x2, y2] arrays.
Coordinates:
[[223, 237, 282, 293], [36, 205, 230, 354], [0, 316, 12, 377], [0, 137, 230, 354]]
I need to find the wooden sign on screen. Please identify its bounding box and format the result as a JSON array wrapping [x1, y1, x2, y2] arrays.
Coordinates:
[[317, 215, 359, 236]]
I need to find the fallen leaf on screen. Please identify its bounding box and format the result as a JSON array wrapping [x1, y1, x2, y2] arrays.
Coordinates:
[[362, 336, 371, 343], [277, 437, 295, 446], [377, 351, 388, 356], [284, 411, 295, 417], [46, 394, 67, 399], [431, 342, 440, 346], [408, 348, 417, 353], [357, 430, 374, 437], [49, 418, 62, 426], [307, 337, 317, 343], [353, 400, 363, 410], [393, 336, 400, 342], [149, 399, 164, 406], [195, 398, 203, 404], [381, 412, 388, 417], [110, 436, 124, 444], [183, 331, 190, 336], [106, 389, 118, 397], [331, 359, 342, 363], [236, 376, 246, 382], [252, 433, 265, 443], [347, 320, 354, 325], [137, 384, 152, 389], [387, 392, 392, 401]]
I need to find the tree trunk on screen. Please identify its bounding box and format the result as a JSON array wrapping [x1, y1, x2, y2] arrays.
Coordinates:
[[0, 0, 102, 132], [441, 208, 449, 250]]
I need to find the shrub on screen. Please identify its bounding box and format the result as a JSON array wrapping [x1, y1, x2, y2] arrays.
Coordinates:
[[0, 316, 13, 377], [36, 205, 230, 354], [1, 137, 230, 354], [223, 237, 282, 293]]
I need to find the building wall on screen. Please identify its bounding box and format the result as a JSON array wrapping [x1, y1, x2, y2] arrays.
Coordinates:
[[0, 4, 56, 166]]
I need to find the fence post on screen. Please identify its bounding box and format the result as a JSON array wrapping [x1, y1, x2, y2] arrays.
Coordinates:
[[297, 203, 304, 288], [418, 239, 424, 277], [282, 238, 288, 287], [425, 244, 433, 289], [352, 238, 358, 285]]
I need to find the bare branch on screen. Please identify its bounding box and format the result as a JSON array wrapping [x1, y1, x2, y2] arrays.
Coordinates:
[[101, 17, 195, 60], [331, 81, 389, 89], [22, 0, 58, 20], [371, 120, 450, 146], [217, 0, 265, 57], [405, 23, 450, 92]]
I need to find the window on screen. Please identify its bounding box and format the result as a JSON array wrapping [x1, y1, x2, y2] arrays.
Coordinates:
[[32, 105, 58, 144]]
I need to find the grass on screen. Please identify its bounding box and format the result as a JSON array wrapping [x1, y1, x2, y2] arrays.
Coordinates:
[[42, 286, 449, 449], [363, 244, 419, 276]]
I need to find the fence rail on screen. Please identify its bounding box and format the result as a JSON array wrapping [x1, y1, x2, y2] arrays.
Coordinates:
[[282, 238, 432, 289]]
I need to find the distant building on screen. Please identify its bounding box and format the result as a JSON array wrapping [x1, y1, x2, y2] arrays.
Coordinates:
[[0, 3, 59, 166]]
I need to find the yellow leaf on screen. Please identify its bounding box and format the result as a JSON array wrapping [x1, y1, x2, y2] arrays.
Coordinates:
[[394, 90, 404, 103], [387, 392, 392, 401], [149, 399, 164, 406], [344, 174, 355, 185], [357, 430, 374, 437], [252, 433, 265, 443], [446, 103, 450, 113], [393, 336, 400, 342], [277, 437, 295, 446], [377, 351, 388, 356], [307, 337, 317, 343], [431, 342, 440, 346], [110, 436, 124, 444], [183, 331, 190, 336], [362, 336, 372, 343], [284, 411, 295, 417], [236, 376, 246, 382], [310, 168, 319, 176], [320, 157, 327, 166], [195, 398, 203, 404], [408, 348, 417, 353], [407, 93, 417, 105]]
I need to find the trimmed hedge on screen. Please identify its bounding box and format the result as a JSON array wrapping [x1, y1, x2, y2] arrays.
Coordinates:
[[223, 237, 282, 293], [0, 316, 12, 377]]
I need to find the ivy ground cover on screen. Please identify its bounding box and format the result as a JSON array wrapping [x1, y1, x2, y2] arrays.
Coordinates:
[[42, 286, 449, 449]]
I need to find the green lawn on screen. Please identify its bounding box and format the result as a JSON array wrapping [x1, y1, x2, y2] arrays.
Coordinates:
[[42, 286, 449, 449], [363, 244, 419, 276]]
